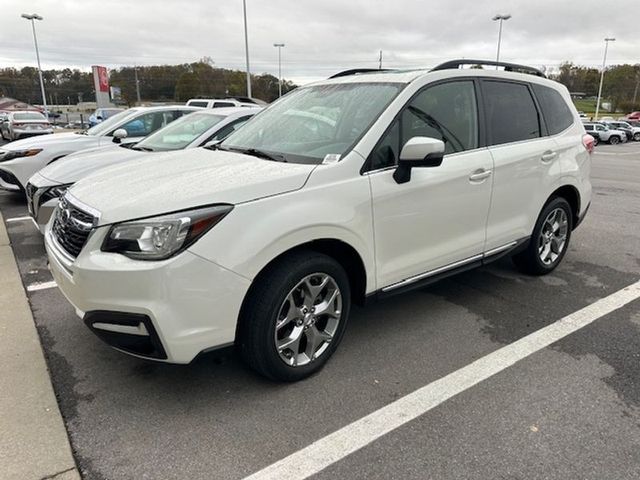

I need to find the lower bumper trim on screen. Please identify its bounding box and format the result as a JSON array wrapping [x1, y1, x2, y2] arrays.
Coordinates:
[[84, 311, 167, 360]]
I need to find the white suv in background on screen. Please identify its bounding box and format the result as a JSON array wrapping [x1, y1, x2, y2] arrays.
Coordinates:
[[46, 60, 592, 382], [186, 97, 265, 109]]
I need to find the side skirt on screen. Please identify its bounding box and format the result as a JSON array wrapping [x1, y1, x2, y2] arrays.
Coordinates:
[[367, 238, 529, 302]]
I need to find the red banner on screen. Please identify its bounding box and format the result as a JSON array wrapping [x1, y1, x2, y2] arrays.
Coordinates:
[[93, 66, 110, 92]]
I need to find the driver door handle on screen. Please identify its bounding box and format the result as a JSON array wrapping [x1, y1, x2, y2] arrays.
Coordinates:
[[469, 169, 492, 183]]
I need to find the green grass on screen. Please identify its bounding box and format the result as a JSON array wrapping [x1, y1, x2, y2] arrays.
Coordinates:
[[573, 98, 597, 115]]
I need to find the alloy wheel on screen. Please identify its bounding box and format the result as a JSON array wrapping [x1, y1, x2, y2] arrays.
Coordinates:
[[538, 208, 568, 266], [274, 273, 342, 367]]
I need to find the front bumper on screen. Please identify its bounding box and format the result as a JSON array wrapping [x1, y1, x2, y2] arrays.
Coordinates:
[[45, 225, 252, 363]]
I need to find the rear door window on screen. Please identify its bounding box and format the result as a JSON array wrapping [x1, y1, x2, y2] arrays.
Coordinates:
[[482, 81, 541, 145]]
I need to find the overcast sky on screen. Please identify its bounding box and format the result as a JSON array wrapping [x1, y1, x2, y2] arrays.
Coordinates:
[[2, 0, 638, 85]]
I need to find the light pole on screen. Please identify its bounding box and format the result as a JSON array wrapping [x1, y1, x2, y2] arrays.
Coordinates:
[[21, 13, 48, 114], [273, 43, 285, 97], [242, 0, 252, 98], [492, 14, 511, 67], [595, 37, 616, 121]]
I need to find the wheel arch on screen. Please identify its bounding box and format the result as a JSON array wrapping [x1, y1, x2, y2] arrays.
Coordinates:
[[548, 184, 580, 228], [244, 238, 368, 308]]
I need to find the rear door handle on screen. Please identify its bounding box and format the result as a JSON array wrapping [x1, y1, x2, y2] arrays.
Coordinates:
[[469, 169, 492, 182], [541, 150, 558, 163]]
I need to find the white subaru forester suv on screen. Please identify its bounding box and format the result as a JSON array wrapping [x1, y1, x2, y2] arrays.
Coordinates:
[[45, 60, 592, 382]]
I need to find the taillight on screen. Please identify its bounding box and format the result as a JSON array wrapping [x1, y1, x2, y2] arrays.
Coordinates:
[[582, 134, 595, 154]]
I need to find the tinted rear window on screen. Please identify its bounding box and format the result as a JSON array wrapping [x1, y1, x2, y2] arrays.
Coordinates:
[[187, 101, 209, 108], [483, 81, 541, 146], [532, 84, 574, 135], [14, 112, 46, 121]]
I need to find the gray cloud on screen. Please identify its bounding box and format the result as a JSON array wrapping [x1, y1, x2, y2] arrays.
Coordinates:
[[2, 0, 638, 85]]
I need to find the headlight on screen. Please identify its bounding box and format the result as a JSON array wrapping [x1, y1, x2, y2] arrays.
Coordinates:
[[0, 148, 43, 162], [102, 204, 233, 260]]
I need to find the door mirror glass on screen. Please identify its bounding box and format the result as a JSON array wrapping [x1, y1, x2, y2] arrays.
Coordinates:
[[394, 136, 445, 184], [112, 128, 128, 143]]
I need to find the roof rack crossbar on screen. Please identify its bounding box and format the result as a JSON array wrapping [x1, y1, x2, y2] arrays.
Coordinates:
[[329, 68, 395, 79], [431, 59, 546, 78]]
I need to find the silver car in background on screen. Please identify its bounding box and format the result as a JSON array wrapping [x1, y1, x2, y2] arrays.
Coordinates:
[[0, 111, 53, 141]]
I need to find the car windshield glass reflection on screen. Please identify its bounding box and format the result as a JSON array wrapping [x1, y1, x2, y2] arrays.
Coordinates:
[[136, 113, 225, 151], [221, 83, 403, 164]]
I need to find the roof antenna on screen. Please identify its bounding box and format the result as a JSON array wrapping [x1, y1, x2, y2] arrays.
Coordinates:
[[379, 50, 383, 70]]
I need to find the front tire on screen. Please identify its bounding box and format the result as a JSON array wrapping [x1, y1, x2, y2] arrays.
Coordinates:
[[238, 250, 351, 381], [609, 135, 620, 145], [512, 197, 573, 276], [633, 132, 640, 141]]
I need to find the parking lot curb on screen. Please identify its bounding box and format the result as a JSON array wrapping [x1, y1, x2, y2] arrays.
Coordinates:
[[0, 212, 81, 480]]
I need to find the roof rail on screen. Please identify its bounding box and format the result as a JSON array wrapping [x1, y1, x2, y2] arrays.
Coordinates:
[[329, 68, 394, 79], [431, 59, 546, 78]]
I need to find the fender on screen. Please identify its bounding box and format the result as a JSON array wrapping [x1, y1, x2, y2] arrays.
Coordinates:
[[188, 176, 376, 294]]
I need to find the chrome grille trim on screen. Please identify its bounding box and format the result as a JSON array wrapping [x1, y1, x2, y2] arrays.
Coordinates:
[[51, 194, 99, 259]]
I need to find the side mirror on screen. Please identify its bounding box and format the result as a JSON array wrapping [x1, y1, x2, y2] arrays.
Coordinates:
[[112, 128, 128, 143], [96, 116, 103, 121], [204, 139, 222, 148], [393, 137, 445, 184]]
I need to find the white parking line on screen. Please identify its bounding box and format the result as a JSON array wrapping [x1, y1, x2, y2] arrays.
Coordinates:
[[26, 280, 58, 292], [594, 151, 640, 156], [244, 279, 640, 480], [6, 216, 33, 223]]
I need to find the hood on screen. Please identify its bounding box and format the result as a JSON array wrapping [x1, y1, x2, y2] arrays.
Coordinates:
[[69, 148, 317, 224], [1, 132, 90, 151], [38, 146, 144, 184]]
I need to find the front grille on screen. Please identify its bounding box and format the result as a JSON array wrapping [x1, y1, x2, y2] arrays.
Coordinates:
[[51, 196, 96, 258]]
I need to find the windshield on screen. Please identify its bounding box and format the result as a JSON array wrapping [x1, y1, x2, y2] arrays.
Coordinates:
[[85, 109, 136, 136], [136, 112, 225, 151], [221, 82, 403, 164], [14, 112, 47, 121]]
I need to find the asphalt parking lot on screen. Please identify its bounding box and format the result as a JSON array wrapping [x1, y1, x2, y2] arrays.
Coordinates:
[[1, 139, 639, 479]]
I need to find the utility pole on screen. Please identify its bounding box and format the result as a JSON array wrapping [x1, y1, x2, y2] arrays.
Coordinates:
[[632, 72, 640, 107], [21, 13, 48, 114], [379, 50, 383, 70], [134, 67, 141, 104], [595, 37, 615, 121], [242, 0, 252, 98]]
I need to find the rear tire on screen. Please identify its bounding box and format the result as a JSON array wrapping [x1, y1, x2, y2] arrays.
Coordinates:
[[512, 197, 573, 276], [238, 250, 351, 382], [609, 135, 620, 145]]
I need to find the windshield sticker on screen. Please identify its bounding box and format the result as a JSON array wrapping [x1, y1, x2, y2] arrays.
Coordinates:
[[322, 153, 341, 165]]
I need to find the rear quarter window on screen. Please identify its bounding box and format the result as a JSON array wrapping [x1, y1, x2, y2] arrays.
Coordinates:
[[532, 84, 574, 135]]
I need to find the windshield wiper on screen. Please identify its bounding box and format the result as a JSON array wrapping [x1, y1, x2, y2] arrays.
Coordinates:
[[204, 142, 229, 152], [130, 145, 154, 152], [75, 130, 88, 135], [232, 147, 287, 162]]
